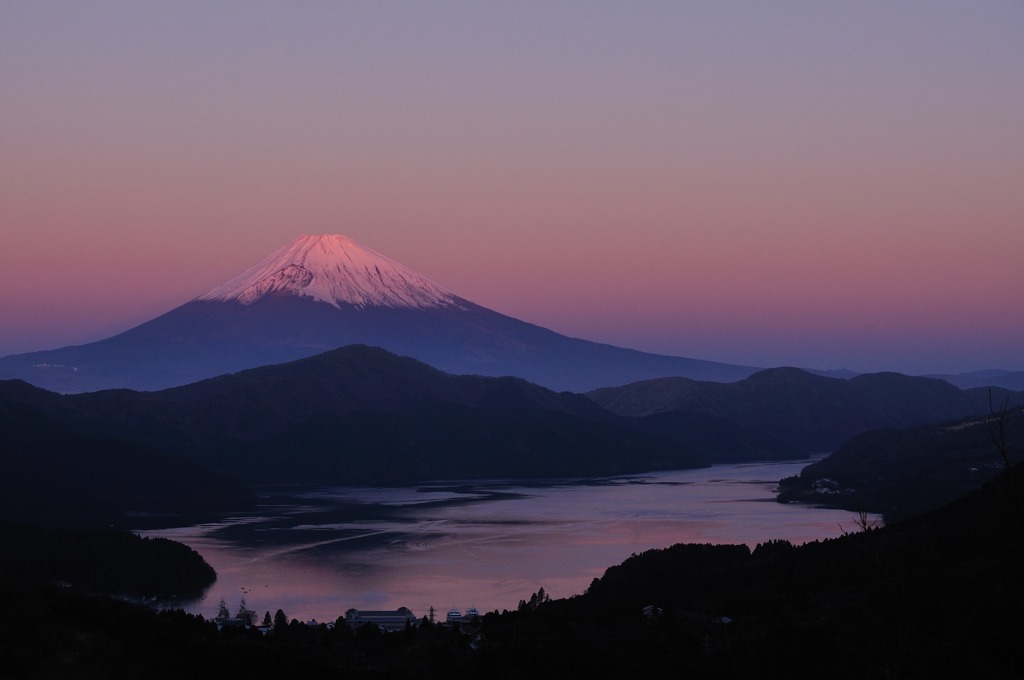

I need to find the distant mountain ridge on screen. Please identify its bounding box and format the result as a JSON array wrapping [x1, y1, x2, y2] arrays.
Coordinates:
[[0, 234, 757, 393], [923, 368, 1024, 391], [588, 367, 1022, 452]]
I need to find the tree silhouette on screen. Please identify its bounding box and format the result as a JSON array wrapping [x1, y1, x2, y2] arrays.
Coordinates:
[[273, 608, 288, 635]]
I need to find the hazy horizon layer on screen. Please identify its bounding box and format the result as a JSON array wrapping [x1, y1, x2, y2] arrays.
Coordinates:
[[2, 3, 1022, 375]]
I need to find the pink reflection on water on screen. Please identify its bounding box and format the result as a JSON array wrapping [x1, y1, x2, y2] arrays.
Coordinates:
[[143, 460, 879, 623]]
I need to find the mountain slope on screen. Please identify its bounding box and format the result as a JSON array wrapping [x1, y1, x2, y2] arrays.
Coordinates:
[[0, 234, 756, 393]]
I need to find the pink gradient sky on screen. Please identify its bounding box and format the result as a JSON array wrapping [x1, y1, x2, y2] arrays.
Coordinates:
[[2, 2, 1022, 375]]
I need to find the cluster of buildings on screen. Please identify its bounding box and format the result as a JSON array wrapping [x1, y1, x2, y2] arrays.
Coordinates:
[[343, 606, 482, 631], [214, 600, 482, 634]]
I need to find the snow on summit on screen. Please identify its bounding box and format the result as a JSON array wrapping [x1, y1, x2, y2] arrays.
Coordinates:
[[199, 234, 463, 309]]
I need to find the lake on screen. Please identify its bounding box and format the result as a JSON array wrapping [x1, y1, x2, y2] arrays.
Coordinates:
[[143, 459, 878, 624]]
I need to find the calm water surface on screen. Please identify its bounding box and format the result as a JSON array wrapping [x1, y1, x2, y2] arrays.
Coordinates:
[[143, 460, 878, 623]]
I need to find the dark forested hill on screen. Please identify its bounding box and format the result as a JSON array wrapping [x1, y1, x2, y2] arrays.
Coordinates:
[[1, 346, 709, 487], [0, 521, 215, 596], [778, 405, 1024, 521], [0, 383, 255, 529], [0, 383, 224, 607], [620, 410, 803, 462], [588, 367, 1019, 452]]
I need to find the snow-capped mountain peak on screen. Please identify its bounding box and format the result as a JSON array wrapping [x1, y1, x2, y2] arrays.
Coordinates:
[[199, 234, 463, 310]]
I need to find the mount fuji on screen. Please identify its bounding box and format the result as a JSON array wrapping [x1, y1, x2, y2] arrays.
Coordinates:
[[0, 234, 757, 393]]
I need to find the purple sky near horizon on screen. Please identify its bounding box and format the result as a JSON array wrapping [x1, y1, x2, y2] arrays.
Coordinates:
[[2, 2, 1022, 375]]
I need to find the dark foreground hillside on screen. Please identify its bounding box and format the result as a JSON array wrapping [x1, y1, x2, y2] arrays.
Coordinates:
[[3, 464, 1021, 679], [492, 465, 1024, 678]]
